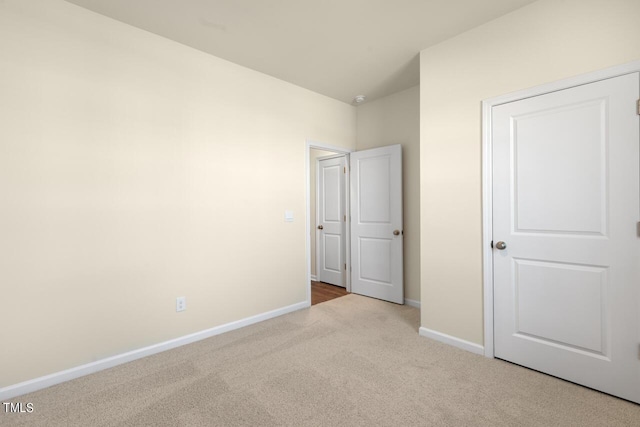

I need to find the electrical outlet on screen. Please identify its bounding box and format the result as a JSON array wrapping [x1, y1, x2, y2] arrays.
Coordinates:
[[176, 296, 186, 312]]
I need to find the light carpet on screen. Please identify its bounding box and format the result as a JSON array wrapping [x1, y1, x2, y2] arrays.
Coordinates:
[[2, 294, 639, 426]]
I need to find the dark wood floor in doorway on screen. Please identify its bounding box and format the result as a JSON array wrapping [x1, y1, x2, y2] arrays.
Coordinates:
[[311, 281, 349, 305]]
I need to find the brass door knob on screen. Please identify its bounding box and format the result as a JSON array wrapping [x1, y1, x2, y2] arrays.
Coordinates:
[[495, 241, 507, 250], [318, 225, 323, 230], [393, 230, 400, 236]]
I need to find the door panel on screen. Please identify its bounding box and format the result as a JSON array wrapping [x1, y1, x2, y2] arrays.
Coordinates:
[[513, 259, 607, 355], [323, 234, 341, 273], [317, 156, 345, 287], [359, 237, 392, 284], [492, 72, 640, 403], [351, 145, 403, 304], [513, 100, 607, 235], [359, 156, 391, 223]]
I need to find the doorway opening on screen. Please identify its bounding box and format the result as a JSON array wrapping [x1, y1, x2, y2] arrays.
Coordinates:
[[306, 140, 405, 307], [306, 140, 353, 306]]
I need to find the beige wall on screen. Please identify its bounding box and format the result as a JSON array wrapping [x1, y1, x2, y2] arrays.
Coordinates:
[[309, 149, 339, 278], [420, 0, 640, 344], [0, 0, 356, 388], [356, 86, 420, 303]]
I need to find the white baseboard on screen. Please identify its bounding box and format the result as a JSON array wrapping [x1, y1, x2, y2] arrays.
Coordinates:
[[310, 274, 317, 281], [419, 327, 484, 356], [404, 298, 421, 308], [0, 301, 309, 400]]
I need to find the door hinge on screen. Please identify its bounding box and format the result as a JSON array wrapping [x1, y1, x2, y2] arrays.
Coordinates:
[[637, 99, 640, 115], [637, 222, 640, 237], [344, 214, 346, 222], [344, 263, 346, 270], [344, 166, 346, 173]]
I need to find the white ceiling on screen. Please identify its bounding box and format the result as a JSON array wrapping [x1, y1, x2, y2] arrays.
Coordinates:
[[65, 0, 537, 104]]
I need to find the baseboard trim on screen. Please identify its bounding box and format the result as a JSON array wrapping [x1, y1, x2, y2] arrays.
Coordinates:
[[310, 274, 317, 281], [0, 301, 309, 400], [404, 298, 421, 308], [419, 327, 484, 356]]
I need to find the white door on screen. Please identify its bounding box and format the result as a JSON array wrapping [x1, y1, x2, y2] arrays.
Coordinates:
[[492, 73, 640, 403], [317, 155, 346, 287], [350, 145, 403, 304]]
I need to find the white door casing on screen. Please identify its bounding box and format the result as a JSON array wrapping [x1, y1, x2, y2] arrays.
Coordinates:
[[350, 145, 404, 304], [317, 155, 346, 287], [492, 73, 640, 403]]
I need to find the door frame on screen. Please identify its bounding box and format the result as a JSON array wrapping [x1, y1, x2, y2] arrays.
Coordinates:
[[306, 140, 354, 307], [481, 59, 640, 358], [315, 153, 348, 288]]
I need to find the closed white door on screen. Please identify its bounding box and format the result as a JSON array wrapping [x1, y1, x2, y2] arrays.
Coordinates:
[[350, 145, 403, 304], [492, 73, 640, 403], [317, 155, 346, 287]]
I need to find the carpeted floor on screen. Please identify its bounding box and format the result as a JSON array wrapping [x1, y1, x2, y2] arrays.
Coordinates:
[[2, 294, 639, 426]]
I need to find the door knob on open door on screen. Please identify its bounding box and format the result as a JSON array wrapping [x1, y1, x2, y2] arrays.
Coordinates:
[[317, 225, 323, 230], [495, 241, 507, 250], [393, 230, 400, 236]]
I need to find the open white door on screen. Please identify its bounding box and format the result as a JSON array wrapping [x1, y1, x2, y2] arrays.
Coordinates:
[[492, 73, 640, 403], [350, 145, 403, 304], [317, 155, 346, 287]]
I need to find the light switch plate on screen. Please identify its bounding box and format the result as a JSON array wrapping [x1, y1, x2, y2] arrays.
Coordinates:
[[284, 210, 294, 222]]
